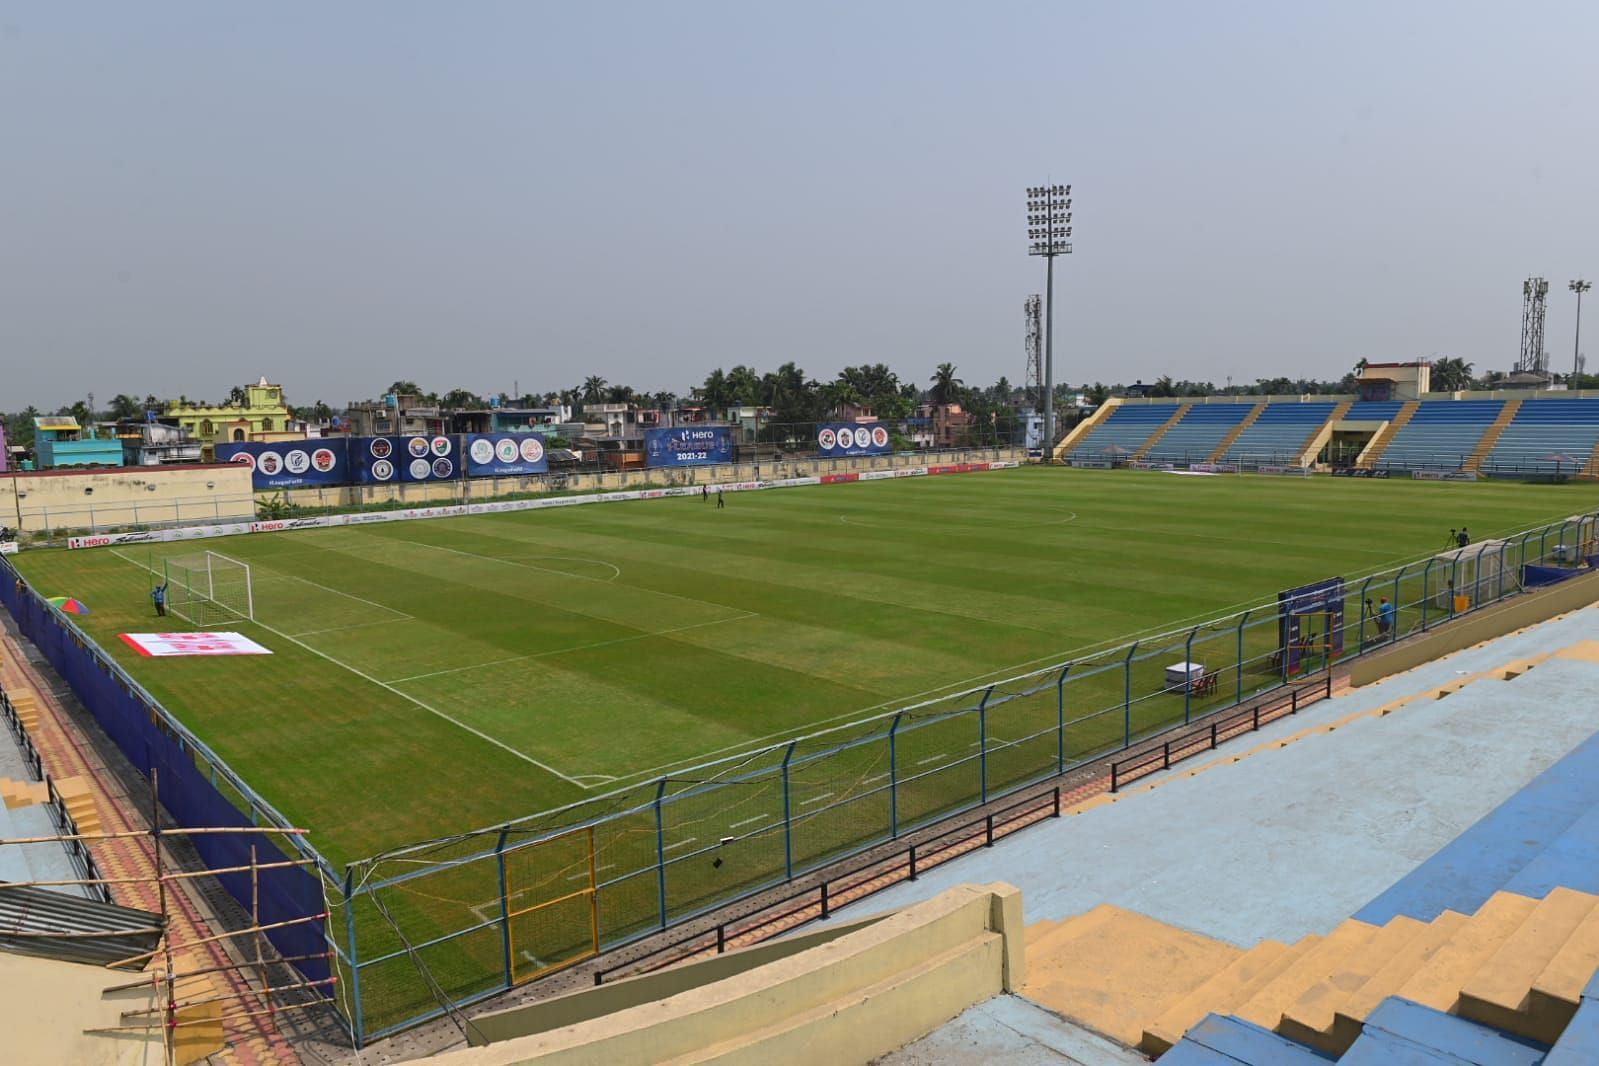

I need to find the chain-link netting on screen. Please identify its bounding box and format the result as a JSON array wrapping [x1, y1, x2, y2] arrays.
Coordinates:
[[334, 509, 1599, 1041]]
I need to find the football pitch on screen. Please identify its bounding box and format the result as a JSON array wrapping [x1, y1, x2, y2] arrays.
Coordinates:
[[10, 467, 1586, 867]]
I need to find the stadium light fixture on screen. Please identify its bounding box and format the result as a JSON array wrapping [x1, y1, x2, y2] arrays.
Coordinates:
[[1573, 279, 1592, 388], [1026, 184, 1072, 457]]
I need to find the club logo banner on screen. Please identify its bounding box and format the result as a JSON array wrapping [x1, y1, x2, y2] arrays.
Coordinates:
[[816, 423, 890, 458], [352, 436, 460, 483], [465, 433, 550, 476], [645, 426, 735, 467], [216, 440, 348, 490]]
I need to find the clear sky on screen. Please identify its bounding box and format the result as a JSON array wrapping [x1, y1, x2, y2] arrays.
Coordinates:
[[4, 1, 1597, 409]]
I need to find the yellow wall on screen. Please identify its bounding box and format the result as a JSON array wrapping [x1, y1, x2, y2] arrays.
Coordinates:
[[2, 464, 256, 534], [427, 882, 1023, 1065], [168, 382, 292, 445]]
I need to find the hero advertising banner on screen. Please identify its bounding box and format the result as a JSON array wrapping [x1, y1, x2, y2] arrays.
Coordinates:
[[351, 435, 462, 483], [464, 433, 550, 476], [645, 426, 735, 467], [816, 422, 891, 458], [216, 439, 349, 490]]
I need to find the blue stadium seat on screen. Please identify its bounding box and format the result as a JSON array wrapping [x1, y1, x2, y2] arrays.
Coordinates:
[[1377, 401, 1504, 472], [1068, 404, 1178, 461], [1482, 399, 1599, 476], [1162, 1014, 1332, 1064], [1223, 403, 1336, 465], [1144, 405, 1253, 464], [1347, 997, 1546, 1066]]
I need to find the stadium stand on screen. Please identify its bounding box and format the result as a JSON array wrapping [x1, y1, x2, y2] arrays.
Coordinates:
[[1374, 399, 1504, 472], [1143, 404, 1252, 463], [1066, 403, 1174, 461], [1483, 398, 1599, 476], [1221, 402, 1337, 465]]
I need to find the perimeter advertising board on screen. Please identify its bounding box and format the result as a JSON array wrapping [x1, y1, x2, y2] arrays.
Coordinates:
[[464, 433, 550, 477], [645, 426, 735, 467], [216, 440, 349, 490], [351, 435, 461, 483], [816, 423, 890, 458]]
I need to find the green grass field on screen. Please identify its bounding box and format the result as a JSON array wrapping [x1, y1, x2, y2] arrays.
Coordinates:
[[10, 467, 1587, 867]]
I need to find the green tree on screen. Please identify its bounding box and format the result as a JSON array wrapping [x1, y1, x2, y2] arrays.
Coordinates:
[[1431, 357, 1476, 391], [581, 376, 608, 403], [106, 394, 143, 421], [929, 363, 964, 405]]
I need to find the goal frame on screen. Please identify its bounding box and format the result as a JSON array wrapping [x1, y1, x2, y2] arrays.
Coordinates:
[[163, 551, 255, 628]]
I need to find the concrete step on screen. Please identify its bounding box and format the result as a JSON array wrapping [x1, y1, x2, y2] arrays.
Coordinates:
[[1021, 904, 1240, 1048], [1164, 1013, 1329, 1066], [1276, 915, 1428, 1052], [1233, 919, 1378, 1030], [1396, 892, 1540, 1013], [1358, 996, 1545, 1066], [1503, 800, 1599, 899], [1139, 939, 1293, 1056], [1457, 886, 1599, 1043], [1330, 911, 1470, 1053], [1544, 987, 1599, 1066], [1340, 1027, 1480, 1065], [1528, 900, 1599, 1022]]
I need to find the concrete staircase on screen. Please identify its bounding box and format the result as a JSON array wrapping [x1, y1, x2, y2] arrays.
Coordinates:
[[1132, 403, 1193, 461], [1355, 400, 1420, 468], [1296, 399, 1352, 468], [1052, 399, 1118, 461], [1466, 398, 1523, 472], [1206, 402, 1266, 463], [1024, 889, 1599, 1059]]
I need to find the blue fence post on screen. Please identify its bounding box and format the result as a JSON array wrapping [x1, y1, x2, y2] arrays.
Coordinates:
[[888, 713, 903, 839], [496, 829, 512, 989], [1421, 559, 1432, 631], [1235, 611, 1249, 703], [1123, 642, 1138, 748], [1055, 664, 1070, 774], [781, 742, 797, 881], [1183, 627, 1198, 724], [653, 779, 667, 930], [977, 685, 994, 804], [1393, 565, 1406, 636], [1358, 577, 1372, 650], [343, 867, 364, 1046]]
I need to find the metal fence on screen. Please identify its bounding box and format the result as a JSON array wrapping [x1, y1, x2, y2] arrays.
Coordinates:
[[321, 509, 1599, 1043]]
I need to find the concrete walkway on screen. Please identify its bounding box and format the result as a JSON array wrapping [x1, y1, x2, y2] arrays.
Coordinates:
[[861, 605, 1599, 949]]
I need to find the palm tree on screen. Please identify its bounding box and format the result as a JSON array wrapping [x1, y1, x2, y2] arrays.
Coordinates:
[[1431, 357, 1475, 391], [582, 376, 608, 403], [929, 363, 963, 406]]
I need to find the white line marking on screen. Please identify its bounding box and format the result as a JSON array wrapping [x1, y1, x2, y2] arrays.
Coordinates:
[[729, 814, 770, 829], [384, 536, 740, 614], [798, 792, 834, 806], [110, 550, 595, 789], [383, 612, 759, 685], [916, 753, 948, 766], [291, 618, 412, 638], [865, 773, 890, 784], [663, 837, 697, 852]]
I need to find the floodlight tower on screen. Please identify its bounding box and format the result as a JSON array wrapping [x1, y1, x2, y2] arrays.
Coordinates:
[[1518, 277, 1550, 382], [1026, 185, 1072, 457], [1573, 279, 1592, 387]]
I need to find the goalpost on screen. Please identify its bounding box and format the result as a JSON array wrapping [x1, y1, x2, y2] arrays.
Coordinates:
[[163, 551, 255, 628]]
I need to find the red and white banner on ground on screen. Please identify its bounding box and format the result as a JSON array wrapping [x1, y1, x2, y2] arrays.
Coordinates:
[[119, 632, 273, 657]]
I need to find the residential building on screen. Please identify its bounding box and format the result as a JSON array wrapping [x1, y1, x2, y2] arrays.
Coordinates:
[[32, 417, 123, 469], [1357, 361, 1432, 402], [341, 393, 446, 437], [168, 377, 294, 447], [118, 420, 203, 466]]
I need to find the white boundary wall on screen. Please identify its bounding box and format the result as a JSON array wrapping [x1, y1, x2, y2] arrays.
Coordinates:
[[65, 461, 1022, 550]]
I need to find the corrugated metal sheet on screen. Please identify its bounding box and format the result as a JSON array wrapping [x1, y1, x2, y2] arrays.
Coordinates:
[[0, 881, 162, 969]]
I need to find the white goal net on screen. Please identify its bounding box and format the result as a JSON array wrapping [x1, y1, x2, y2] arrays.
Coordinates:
[[163, 551, 255, 627]]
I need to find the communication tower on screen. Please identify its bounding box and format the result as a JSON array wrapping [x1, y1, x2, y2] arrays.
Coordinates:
[[1518, 277, 1550, 378]]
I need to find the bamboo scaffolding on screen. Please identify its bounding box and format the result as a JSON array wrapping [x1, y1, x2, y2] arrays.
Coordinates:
[[0, 925, 165, 939], [0, 855, 317, 890], [121, 975, 337, 1016], [0, 825, 308, 847], [106, 912, 329, 969], [83, 1000, 324, 1036], [101, 951, 333, 993]]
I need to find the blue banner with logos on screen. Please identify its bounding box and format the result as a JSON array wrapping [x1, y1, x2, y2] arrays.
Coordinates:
[[216, 440, 350, 490], [645, 426, 735, 467], [351, 435, 461, 483], [464, 433, 550, 477], [817, 422, 891, 458]]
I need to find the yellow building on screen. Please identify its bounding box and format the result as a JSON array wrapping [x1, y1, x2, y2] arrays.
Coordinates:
[[168, 377, 293, 449]]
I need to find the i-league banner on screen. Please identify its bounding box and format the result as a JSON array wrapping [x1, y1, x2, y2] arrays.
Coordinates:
[[645, 426, 735, 467], [816, 422, 890, 458], [351, 435, 461, 483], [464, 433, 550, 476], [216, 440, 349, 490]]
